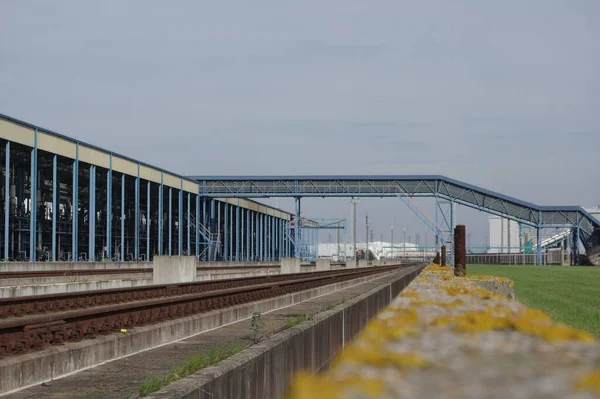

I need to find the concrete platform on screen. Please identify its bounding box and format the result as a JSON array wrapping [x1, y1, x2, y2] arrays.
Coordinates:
[[0, 267, 410, 396]]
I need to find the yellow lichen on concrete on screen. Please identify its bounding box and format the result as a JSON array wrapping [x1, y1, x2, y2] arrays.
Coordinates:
[[286, 264, 599, 398], [576, 370, 600, 392]]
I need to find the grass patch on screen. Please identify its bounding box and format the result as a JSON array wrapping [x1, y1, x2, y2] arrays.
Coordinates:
[[325, 303, 336, 311], [285, 312, 312, 328], [468, 264, 600, 338], [138, 340, 246, 397]]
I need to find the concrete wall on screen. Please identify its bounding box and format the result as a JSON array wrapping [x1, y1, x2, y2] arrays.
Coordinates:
[[153, 256, 196, 284], [149, 267, 423, 399], [315, 259, 330, 271], [281, 258, 301, 274], [0, 261, 151, 272]]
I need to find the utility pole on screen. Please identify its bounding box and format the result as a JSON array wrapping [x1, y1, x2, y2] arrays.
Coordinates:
[[350, 198, 359, 260], [365, 213, 369, 261], [404, 228, 406, 257], [390, 225, 394, 259]]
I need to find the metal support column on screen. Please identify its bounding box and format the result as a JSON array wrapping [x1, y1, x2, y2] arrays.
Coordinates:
[[224, 203, 229, 260], [72, 144, 79, 261], [235, 205, 240, 261], [210, 199, 216, 260], [178, 182, 183, 256], [120, 174, 125, 261], [51, 154, 57, 261], [240, 207, 244, 261], [168, 187, 172, 256], [146, 181, 150, 261], [246, 208, 250, 261], [217, 203, 221, 259], [195, 195, 200, 259], [229, 204, 233, 260], [3, 141, 9, 261], [450, 200, 455, 266], [434, 194, 439, 253], [294, 197, 301, 258], [187, 192, 191, 256], [134, 165, 140, 260], [29, 130, 38, 261], [158, 174, 163, 256], [536, 210, 542, 265], [89, 165, 96, 261], [107, 155, 112, 260]]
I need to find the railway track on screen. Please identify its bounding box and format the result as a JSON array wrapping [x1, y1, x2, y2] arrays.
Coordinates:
[[0, 264, 418, 357]]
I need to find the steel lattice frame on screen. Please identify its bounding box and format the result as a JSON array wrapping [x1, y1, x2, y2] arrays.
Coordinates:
[[191, 175, 599, 240]]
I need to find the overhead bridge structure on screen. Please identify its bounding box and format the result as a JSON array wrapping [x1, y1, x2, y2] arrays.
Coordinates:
[[191, 176, 600, 265]]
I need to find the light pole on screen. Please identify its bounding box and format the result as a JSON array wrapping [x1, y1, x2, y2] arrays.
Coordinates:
[[403, 228, 406, 257], [390, 225, 394, 259]]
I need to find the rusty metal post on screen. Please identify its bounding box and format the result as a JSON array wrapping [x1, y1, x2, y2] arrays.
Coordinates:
[[441, 246, 446, 266], [454, 225, 466, 276]]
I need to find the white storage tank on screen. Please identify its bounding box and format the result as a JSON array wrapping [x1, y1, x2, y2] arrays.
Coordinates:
[[488, 216, 521, 253]]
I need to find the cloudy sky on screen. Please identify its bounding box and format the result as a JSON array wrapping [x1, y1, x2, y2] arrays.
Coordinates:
[[1, 1, 598, 247]]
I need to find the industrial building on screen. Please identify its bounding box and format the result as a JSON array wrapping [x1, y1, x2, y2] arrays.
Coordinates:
[[0, 114, 294, 262]]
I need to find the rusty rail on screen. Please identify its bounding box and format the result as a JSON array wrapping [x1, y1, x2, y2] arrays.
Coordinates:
[[0, 264, 415, 356]]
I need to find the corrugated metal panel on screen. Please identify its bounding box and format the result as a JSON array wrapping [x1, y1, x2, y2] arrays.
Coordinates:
[[0, 118, 35, 147], [37, 131, 76, 159], [112, 155, 138, 176], [78, 145, 110, 169]]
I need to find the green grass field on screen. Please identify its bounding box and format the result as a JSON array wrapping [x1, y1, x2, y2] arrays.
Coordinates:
[[468, 265, 600, 338]]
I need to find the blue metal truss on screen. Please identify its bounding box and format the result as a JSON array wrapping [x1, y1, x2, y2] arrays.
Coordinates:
[[191, 175, 599, 238]]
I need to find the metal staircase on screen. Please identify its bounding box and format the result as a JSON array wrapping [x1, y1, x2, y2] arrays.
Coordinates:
[[189, 213, 220, 260]]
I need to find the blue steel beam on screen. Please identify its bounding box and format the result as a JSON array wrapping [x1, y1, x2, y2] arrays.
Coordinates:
[[4, 141, 8, 261], [73, 144, 79, 261], [52, 154, 57, 261], [134, 165, 140, 260], [158, 174, 163, 256], [147, 181, 151, 261], [30, 129, 37, 262], [168, 187, 172, 256], [178, 182, 183, 256], [196, 195, 200, 259], [89, 165, 95, 261], [107, 155, 112, 260], [187, 192, 191, 256], [192, 176, 598, 237], [121, 174, 125, 261]]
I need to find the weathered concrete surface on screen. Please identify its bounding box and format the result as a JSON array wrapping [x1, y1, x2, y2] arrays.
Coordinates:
[[315, 259, 330, 271], [0, 277, 152, 298], [146, 266, 422, 399], [0, 261, 151, 272], [281, 258, 301, 274], [0, 267, 410, 396], [153, 256, 196, 284], [286, 264, 600, 399]]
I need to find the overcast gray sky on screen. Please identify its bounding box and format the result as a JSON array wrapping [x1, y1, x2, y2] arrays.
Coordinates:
[[1, 1, 598, 246]]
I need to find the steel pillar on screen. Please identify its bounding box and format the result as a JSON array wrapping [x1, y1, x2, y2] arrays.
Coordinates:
[[236, 205, 240, 261], [224, 203, 229, 260], [72, 144, 79, 261], [536, 210, 542, 265], [158, 175, 163, 256], [147, 181, 151, 261], [187, 192, 191, 256], [246, 209, 251, 261], [29, 130, 38, 261], [89, 165, 96, 261], [196, 195, 200, 259], [168, 187, 172, 256], [52, 154, 57, 261], [134, 165, 140, 260], [3, 141, 8, 261], [294, 197, 301, 258], [178, 183, 183, 256], [121, 174, 125, 261], [217, 202, 221, 259], [229, 204, 233, 260], [107, 155, 112, 260]]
